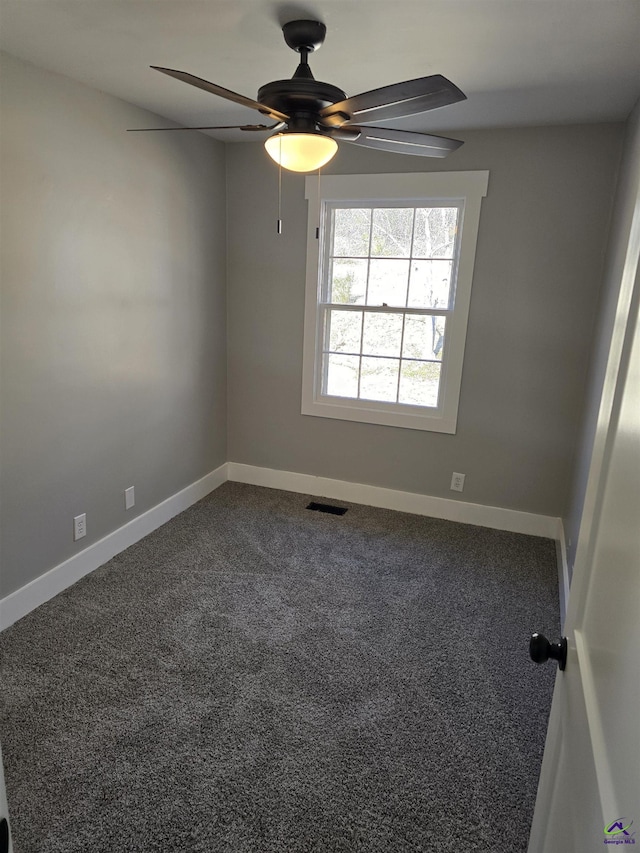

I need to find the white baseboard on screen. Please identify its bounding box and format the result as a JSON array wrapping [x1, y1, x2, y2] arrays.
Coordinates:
[[227, 462, 561, 539], [2, 461, 564, 632], [0, 463, 228, 631]]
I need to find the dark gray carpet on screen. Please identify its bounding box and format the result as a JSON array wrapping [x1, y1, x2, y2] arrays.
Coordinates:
[[0, 482, 559, 853]]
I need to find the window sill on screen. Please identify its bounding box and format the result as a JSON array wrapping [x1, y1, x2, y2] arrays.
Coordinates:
[[301, 396, 458, 434]]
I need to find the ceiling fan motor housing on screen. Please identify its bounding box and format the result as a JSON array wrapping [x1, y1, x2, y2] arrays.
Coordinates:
[[258, 78, 347, 124]]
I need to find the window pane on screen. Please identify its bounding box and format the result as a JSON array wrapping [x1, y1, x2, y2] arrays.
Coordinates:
[[330, 259, 367, 304], [360, 357, 400, 402], [403, 315, 446, 361], [413, 207, 459, 258], [325, 354, 360, 398], [362, 312, 403, 357], [408, 260, 453, 309], [332, 208, 371, 257], [371, 208, 414, 257], [328, 310, 362, 354], [399, 361, 441, 407], [367, 259, 410, 306]]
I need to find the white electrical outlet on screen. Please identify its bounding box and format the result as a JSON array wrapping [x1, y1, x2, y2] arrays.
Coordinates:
[[73, 513, 86, 541], [450, 472, 466, 492], [125, 486, 135, 510]]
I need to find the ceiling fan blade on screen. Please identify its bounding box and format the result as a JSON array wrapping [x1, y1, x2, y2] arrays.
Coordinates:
[[341, 126, 463, 158], [151, 66, 290, 122], [127, 123, 284, 132], [320, 75, 466, 125]]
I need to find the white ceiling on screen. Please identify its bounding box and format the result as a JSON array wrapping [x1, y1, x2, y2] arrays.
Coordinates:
[[1, 0, 639, 142]]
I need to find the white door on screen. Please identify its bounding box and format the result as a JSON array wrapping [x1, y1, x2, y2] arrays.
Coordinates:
[[527, 197, 640, 849]]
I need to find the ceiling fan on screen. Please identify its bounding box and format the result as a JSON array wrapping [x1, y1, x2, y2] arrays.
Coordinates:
[[129, 19, 466, 172]]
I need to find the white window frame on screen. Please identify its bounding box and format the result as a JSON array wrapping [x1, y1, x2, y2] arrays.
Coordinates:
[[302, 171, 489, 434]]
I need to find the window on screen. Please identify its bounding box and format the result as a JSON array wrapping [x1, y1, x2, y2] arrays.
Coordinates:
[[302, 172, 489, 433]]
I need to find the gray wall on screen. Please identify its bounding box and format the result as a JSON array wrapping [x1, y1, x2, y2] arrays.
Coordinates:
[[226, 124, 623, 517], [564, 99, 640, 573], [0, 53, 227, 597]]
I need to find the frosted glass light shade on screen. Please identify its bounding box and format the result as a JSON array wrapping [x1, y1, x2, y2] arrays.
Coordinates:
[[265, 132, 338, 172]]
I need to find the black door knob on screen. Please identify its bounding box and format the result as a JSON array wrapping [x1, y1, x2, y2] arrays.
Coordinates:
[[0, 817, 9, 853], [529, 633, 567, 671]]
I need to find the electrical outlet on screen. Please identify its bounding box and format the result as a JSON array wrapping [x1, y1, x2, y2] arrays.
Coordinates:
[[73, 513, 86, 541], [450, 472, 466, 492], [125, 486, 135, 510]]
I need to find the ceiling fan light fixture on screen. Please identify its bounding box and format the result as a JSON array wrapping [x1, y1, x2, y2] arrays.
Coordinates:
[[264, 131, 338, 172]]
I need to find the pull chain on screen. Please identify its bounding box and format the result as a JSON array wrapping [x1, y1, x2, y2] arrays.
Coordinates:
[[316, 167, 321, 239], [277, 136, 283, 235]]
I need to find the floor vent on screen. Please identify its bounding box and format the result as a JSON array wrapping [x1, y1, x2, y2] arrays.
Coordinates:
[[306, 502, 348, 516]]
